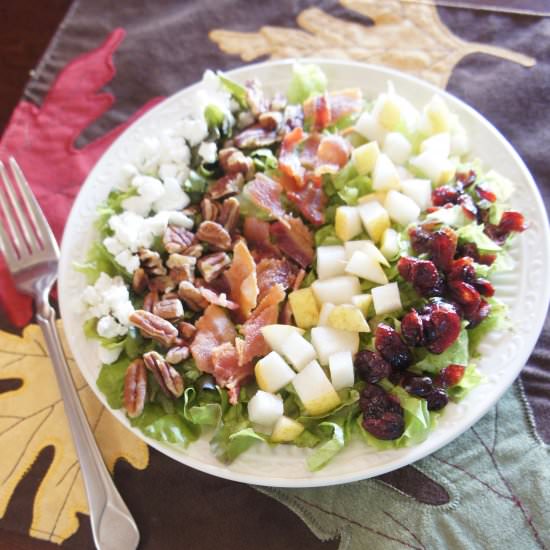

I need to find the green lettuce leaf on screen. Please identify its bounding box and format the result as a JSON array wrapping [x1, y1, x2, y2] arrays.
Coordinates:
[[425, 205, 469, 228], [337, 176, 372, 205], [307, 422, 345, 472], [74, 242, 130, 284], [182, 387, 222, 427], [96, 356, 131, 409], [468, 298, 511, 354], [287, 63, 327, 104], [250, 148, 278, 172], [448, 364, 486, 401], [457, 223, 502, 252], [217, 72, 248, 109], [183, 170, 209, 204], [413, 326, 469, 374], [314, 224, 342, 246]]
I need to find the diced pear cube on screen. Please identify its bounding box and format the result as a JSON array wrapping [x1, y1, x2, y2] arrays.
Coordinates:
[[358, 191, 387, 205], [271, 416, 305, 443], [292, 360, 341, 415], [352, 141, 380, 175], [358, 201, 390, 243], [351, 293, 372, 316], [345, 250, 388, 285], [372, 282, 402, 316], [312, 276, 361, 305], [288, 288, 319, 329], [261, 324, 305, 355], [410, 150, 453, 184], [425, 95, 451, 133], [420, 132, 451, 158], [279, 332, 317, 372], [318, 302, 336, 326], [335, 206, 362, 242], [400, 178, 432, 211], [311, 327, 359, 366], [375, 95, 401, 130], [450, 129, 469, 157], [317, 245, 347, 279], [383, 132, 412, 165], [344, 240, 388, 267], [372, 153, 400, 191], [248, 390, 284, 427], [329, 351, 355, 390], [328, 304, 370, 333], [355, 111, 387, 143], [384, 190, 421, 226], [255, 351, 296, 393], [380, 228, 400, 260]]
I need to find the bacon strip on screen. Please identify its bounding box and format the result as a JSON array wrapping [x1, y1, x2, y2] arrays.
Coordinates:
[[303, 88, 363, 128], [314, 134, 351, 176], [278, 127, 305, 189], [225, 240, 258, 319], [287, 181, 327, 226], [270, 215, 315, 268], [190, 305, 237, 373], [243, 217, 280, 260], [244, 173, 286, 219], [256, 258, 297, 300], [211, 342, 254, 405]]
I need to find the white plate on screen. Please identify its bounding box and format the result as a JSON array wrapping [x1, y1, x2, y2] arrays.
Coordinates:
[[59, 59, 550, 487]]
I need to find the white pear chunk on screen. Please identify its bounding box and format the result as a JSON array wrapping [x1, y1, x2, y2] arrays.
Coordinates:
[[358, 201, 390, 243], [425, 95, 451, 134], [372, 153, 400, 191], [409, 150, 454, 185], [358, 191, 387, 205], [352, 141, 380, 175], [316, 245, 347, 280], [248, 390, 284, 427], [292, 360, 341, 415], [420, 132, 451, 158], [400, 178, 432, 211], [352, 293, 373, 316], [383, 132, 412, 165], [380, 228, 400, 260], [329, 351, 355, 390], [271, 416, 305, 442], [312, 276, 361, 305], [373, 92, 401, 130], [255, 351, 296, 393], [450, 129, 469, 157], [261, 324, 305, 355], [318, 302, 336, 326], [384, 190, 421, 226], [311, 327, 359, 366], [279, 332, 317, 372], [344, 240, 389, 266], [354, 111, 387, 144], [328, 304, 370, 333], [335, 206, 362, 242], [372, 282, 403, 316], [345, 250, 389, 285]]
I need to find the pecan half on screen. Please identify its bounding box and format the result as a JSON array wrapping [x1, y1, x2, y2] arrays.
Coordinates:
[[148, 275, 176, 294], [138, 248, 167, 276], [219, 148, 254, 177], [259, 111, 282, 132], [197, 252, 231, 283], [218, 197, 240, 234], [178, 321, 197, 340], [164, 225, 195, 254], [153, 298, 184, 320], [178, 281, 208, 311], [233, 124, 279, 149], [201, 197, 220, 222], [143, 290, 159, 313], [167, 253, 196, 283], [143, 351, 184, 398], [183, 244, 204, 258], [129, 310, 178, 347], [208, 173, 244, 200], [166, 345, 190, 365], [196, 221, 232, 250], [123, 359, 147, 418], [132, 267, 149, 294]]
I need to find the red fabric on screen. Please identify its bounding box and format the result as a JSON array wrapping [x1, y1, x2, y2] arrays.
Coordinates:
[[0, 29, 163, 327]]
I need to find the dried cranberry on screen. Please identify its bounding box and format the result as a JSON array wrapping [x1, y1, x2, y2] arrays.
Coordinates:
[[354, 350, 392, 383], [499, 211, 527, 234], [408, 226, 433, 254], [403, 376, 434, 398], [375, 324, 413, 370], [475, 183, 496, 202], [456, 170, 476, 189], [363, 413, 405, 440], [437, 364, 465, 387], [458, 194, 478, 220], [478, 252, 497, 266], [465, 299, 491, 328], [473, 278, 495, 297], [398, 257, 444, 298], [430, 227, 457, 271], [426, 387, 449, 411], [447, 257, 476, 284], [401, 309, 425, 347], [449, 280, 481, 308], [360, 384, 405, 440], [432, 185, 459, 207], [421, 300, 462, 354]]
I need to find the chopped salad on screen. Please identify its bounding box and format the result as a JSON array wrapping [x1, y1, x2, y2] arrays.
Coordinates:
[[77, 64, 526, 471]]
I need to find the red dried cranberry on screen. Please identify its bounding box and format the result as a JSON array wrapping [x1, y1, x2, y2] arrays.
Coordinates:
[[426, 387, 449, 411], [354, 350, 392, 383], [403, 376, 434, 398], [360, 384, 405, 440], [398, 257, 444, 298], [447, 257, 476, 284], [457, 242, 496, 265], [465, 299, 491, 328], [408, 226, 433, 254], [458, 194, 478, 220], [499, 211, 527, 234], [421, 300, 461, 354], [401, 309, 425, 347], [430, 227, 457, 271], [436, 364, 465, 387], [473, 278, 495, 297], [478, 252, 497, 266], [449, 280, 481, 308], [375, 324, 413, 370], [363, 413, 405, 440], [475, 183, 497, 202], [456, 170, 476, 189], [432, 185, 459, 207]]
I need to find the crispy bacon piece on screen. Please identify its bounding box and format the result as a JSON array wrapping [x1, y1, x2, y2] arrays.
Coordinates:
[[299, 134, 321, 169], [245, 173, 286, 219], [190, 305, 237, 373], [243, 217, 280, 260], [241, 284, 286, 364], [225, 240, 258, 318], [211, 342, 254, 405], [287, 181, 327, 226], [278, 127, 306, 188], [315, 134, 351, 175], [233, 124, 278, 149], [256, 258, 296, 300], [270, 215, 315, 268], [303, 88, 363, 127], [311, 93, 331, 130]]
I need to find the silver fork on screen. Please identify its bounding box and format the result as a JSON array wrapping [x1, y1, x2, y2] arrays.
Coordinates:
[[0, 158, 139, 550]]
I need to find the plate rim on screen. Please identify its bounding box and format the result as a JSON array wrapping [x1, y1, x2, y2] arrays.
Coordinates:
[[58, 58, 550, 487]]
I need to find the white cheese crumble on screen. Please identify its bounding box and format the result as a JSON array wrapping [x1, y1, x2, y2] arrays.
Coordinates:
[[198, 141, 217, 164]]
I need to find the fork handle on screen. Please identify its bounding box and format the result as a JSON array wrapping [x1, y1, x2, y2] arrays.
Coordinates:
[[37, 304, 139, 550]]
